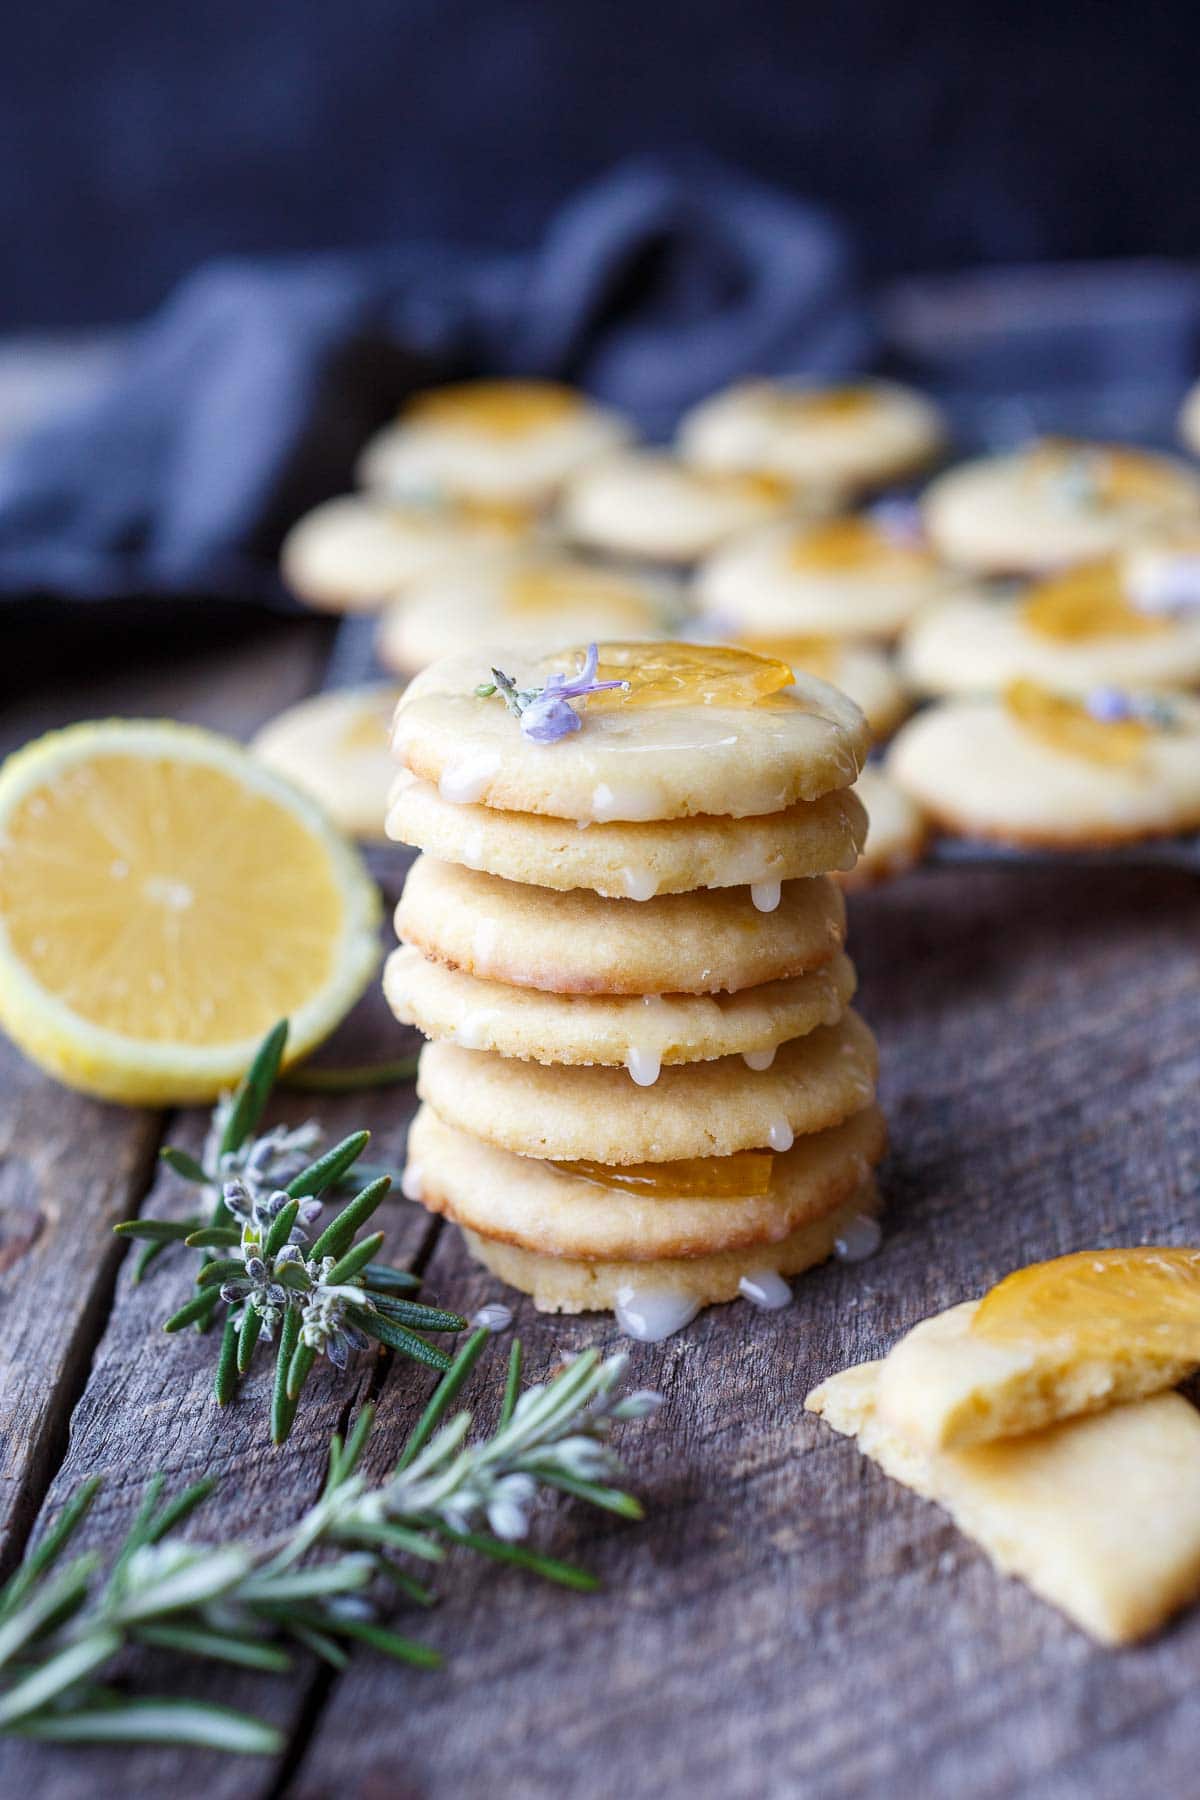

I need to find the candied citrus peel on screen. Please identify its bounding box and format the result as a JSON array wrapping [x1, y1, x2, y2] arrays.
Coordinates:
[[405, 380, 582, 437], [543, 642, 795, 710], [972, 1247, 1200, 1360], [507, 566, 652, 626], [788, 515, 930, 573], [1020, 561, 1168, 641], [1004, 679, 1148, 766], [1025, 438, 1182, 506], [739, 634, 837, 680], [453, 496, 537, 535], [764, 384, 874, 424], [551, 1150, 774, 1199]]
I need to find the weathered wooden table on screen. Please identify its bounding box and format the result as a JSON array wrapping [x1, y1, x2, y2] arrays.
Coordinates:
[[1, 615, 1198, 1799]]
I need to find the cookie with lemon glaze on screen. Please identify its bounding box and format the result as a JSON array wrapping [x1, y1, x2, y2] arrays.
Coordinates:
[[900, 565, 1200, 698], [280, 493, 531, 615], [392, 644, 869, 823], [695, 514, 955, 641], [385, 771, 866, 898], [558, 450, 808, 564], [407, 1103, 885, 1261], [922, 439, 1200, 577], [384, 942, 856, 1069], [887, 690, 1200, 846], [461, 1180, 881, 1313], [678, 379, 945, 492], [252, 684, 401, 842], [396, 857, 846, 996], [836, 768, 928, 889], [376, 556, 677, 677], [730, 636, 910, 739], [416, 1012, 878, 1163], [356, 379, 631, 506]]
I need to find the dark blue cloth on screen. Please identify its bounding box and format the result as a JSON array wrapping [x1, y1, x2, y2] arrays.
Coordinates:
[[0, 160, 868, 607]]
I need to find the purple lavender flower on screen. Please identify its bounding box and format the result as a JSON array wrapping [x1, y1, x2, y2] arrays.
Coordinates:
[[478, 644, 629, 744], [1128, 555, 1200, 616], [868, 496, 925, 548], [1085, 686, 1135, 724]]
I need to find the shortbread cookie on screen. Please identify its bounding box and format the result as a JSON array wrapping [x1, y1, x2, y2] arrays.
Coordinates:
[[678, 379, 945, 493], [887, 688, 1200, 846], [695, 514, 954, 641], [409, 1103, 885, 1260], [807, 1361, 1200, 1645], [280, 494, 530, 614], [386, 771, 867, 897], [922, 439, 1200, 577], [396, 857, 846, 996], [416, 1012, 878, 1163], [356, 380, 631, 505], [376, 557, 676, 676], [384, 943, 856, 1069], [393, 645, 869, 821], [900, 563, 1200, 698], [731, 637, 910, 739], [558, 451, 804, 564], [837, 768, 928, 889], [875, 1298, 1197, 1454], [252, 684, 400, 842]]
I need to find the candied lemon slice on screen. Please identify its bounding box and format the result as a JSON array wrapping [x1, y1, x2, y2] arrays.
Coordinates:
[[973, 1247, 1200, 1358], [547, 642, 795, 710], [0, 720, 380, 1104], [738, 634, 837, 680], [507, 566, 655, 627], [788, 516, 929, 573], [1020, 561, 1167, 641], [765, 385, 874, 424], [1004, 679, 1148, 766], [551, 1151, 774, 1199], [406, 380, 581, 437], [1026, 438, 1184, 506]]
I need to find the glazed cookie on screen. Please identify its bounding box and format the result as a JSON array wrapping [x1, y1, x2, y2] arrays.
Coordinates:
[[416, 1012, 879, 1163], [252, 684, 401, 842], [384, 943, 856, 1071], [836, 768, 929, 889], [462, 1181, 880, 1314], [558, 451, 805, 564], [678, 379, 945, 493], [392, 644, 869, 822], [280, 493, 531, 614], [887, 685, 1200, 846], [396, 857, 846, 996], [376, 557, 677, 677], [695, 512, 954, 641], [407, 1103, 885, 1261], [900, 560, 1200, 698], [385, 771, 867, 897], [922, 438, 1200, 577], [356, 379, 631, 506]]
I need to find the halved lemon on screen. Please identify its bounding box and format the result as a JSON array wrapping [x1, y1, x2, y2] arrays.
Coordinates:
[[0, 720, 381, 1104], [973, 1247, 1200, 1359]]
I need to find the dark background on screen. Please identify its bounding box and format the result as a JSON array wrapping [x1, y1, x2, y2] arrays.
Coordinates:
[[5, 0, 1198, 331]]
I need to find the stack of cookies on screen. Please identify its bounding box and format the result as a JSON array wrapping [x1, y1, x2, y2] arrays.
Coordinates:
[[385, 642, 886, 1339]]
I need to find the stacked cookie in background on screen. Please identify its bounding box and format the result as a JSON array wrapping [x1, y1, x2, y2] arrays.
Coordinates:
[[384, 642, 886, 1339]]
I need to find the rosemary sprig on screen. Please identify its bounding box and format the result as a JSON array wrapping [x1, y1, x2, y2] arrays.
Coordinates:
[[0, 1342, 659, 1753], [114, 1020, 465, 1442]]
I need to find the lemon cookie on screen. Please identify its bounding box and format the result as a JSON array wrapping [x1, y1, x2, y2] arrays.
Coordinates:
[[356, 379, 631, 506], [408, 1103, 884, 1261], [695, 512, 953, 642], [385, 942, 855, 1069], [837, 768, 928, 889], [376, 557, 676, 677], [252, 685, 401, 842], [416, 1012, 878, 1163], [888, 684, 1200, 846], [558, 451, 804, 565], [678, 378, 945, 494], [396, 858, 846, 996], [901, 560, 1200, 698], [922, 438, 1200, 577], [385, 771, 867, 897], [730, 636, 909, 739], [280, 493, 530, 614], [392, 644, 869, 821]]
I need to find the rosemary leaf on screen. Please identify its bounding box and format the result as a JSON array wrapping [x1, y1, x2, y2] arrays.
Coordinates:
[[134, 1622, 292, 1674], [281, 1058, 418, 1093], [0, 1630, 122, 1728], [285, 1342, 318, 1404], [360, 1262, 421, 1295], [308, 1175, 391, 1262], [437, 1527, 600, 1592], [499, 1339, 523, 1429], [396, 1328, 490, 1471], [219, 1020, 289, 1159], [132, 1240, 172, 1285], [324, 1230, 387, 1286], [163, 1291, 220, 1333], [262, 1198, 300, 1259], [320, 1615, 441, 1668], [9, 1698, 283, 1754], [285, 1621, 349, 1668], [197, 1257, 248, 1287], [345, 1308, 452, 1373], [271, 1311, 301, 1446], [0, 1557, 100, 1667], [369, 1297, 468, 1332], [145, 1479, 219, 1546], [182, 1226, 240, 1250], [0, 1479, 102, 1622], [531, 1472, 645, 1519], [285, 1129, 370, 1200], [214, 1317, 240, 1406], [159, 1146, 208, 1184], [237, 1305, 263, 1374], [113, 1220, 196, 1244]]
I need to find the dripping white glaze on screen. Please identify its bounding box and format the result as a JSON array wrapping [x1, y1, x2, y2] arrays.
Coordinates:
[[614, 1285, 700, 1343], [438, 751, 501, 805], [455, 1008, 499, 1051], [400, 1164, 424, 1201], [750, 880, 782, 913], [742, 1045, 777, 1072], [621, 865, 659, 901], [625, 1045, 662, 1087], [472, 917, 500, 966], [738, 1269, 793, 1311], [470, 1302, 513, 1333], [767, 1118, 794, 1153], [834, 1213, 883, 1263], [462, 826, 486, 869]]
